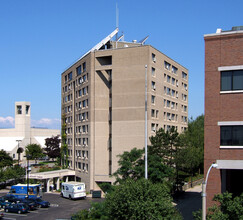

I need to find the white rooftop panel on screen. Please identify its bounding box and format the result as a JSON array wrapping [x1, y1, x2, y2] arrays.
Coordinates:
[[0, 137, 24, 152]]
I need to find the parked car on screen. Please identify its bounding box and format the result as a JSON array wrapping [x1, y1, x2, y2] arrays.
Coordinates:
[[5, 203, 29, 214], [2, 194, 17, 203], [28, 198, 50, 208], [0, 197, 11, 208], [17, 198, 37, 210], [0, 211, 4, 219]]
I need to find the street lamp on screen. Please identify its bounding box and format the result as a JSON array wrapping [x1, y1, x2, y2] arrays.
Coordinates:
[[25, 155, 31, 198], [202, 163, 218, 220], [144, 65, 148, 179]]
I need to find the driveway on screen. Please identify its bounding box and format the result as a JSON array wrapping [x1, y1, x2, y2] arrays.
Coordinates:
[[174, 184, 202, 220]]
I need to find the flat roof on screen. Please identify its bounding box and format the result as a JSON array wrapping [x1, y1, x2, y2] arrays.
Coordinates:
[[204, 26, 243, 37]]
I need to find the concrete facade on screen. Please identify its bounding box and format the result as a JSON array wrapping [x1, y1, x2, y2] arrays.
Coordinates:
[[204, 27, 243, 209], [0, 101, 60, 160], [61, 30, 188, 191]]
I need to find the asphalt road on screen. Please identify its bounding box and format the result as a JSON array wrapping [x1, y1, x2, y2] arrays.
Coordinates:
[[174, 184, 202, 220], [0, 192, 104, 220]]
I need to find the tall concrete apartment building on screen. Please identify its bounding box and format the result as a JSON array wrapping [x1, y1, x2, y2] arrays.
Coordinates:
[[61, 29, 188, 191], [204, 26, 243, 209]]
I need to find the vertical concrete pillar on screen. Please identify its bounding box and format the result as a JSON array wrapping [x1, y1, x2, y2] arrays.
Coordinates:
[[66, 176, 69, 182], [56, 178, 60, 190], [46, 179, 50, 193]]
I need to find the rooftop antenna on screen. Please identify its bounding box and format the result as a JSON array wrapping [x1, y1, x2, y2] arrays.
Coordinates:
[[115, 2, 119, 48]]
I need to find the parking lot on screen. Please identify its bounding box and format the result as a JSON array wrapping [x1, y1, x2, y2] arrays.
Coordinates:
[[0, 192, 104, 220]]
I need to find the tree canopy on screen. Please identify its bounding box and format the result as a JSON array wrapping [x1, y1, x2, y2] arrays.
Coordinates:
[[44, 135, 61, 160], [193, 192, 243, 220], [113, 148, 174, 186], [0, 150, 13, 168], [72, 179, 182, 220], [179, 115, 204, 177], [25, 144, 43, 163]]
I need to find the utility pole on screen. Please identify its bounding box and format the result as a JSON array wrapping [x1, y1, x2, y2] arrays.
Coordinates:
[[145, 65, 148, 179]]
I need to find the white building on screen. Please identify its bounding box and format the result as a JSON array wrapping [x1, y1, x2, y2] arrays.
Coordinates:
[[0, 101, 60, 161]]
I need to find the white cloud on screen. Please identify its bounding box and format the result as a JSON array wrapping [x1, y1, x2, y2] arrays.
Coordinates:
[[31, 118, 61, 130], [0, 116, 15, 128], [0, 116, 61, 130]]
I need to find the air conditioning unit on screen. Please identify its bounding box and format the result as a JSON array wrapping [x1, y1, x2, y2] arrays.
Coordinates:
[[153, 57, 156, 62]]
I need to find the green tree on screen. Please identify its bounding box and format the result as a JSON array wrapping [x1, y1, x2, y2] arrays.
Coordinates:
[[178, 115, 204, 185], [113, 148, 144, 184], [72, 179, 182, 220], [207, 192, 243, 220], [149, 127, 181, 188], [113, 148, 174, 185], [0, 149, 13, 168], [193, 192, 243, 220], [61, 114, 68, 168], [106, 179, 181, 220], [17, 147, 24, 165], [149, 126, 180, 168], [180, 115, 204, 172], [44, 135, 61, 160], [25, 144, 43, 164]]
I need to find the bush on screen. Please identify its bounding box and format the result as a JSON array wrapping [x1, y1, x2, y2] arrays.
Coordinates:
[[72, 179, 182, 220], [207, 192, 243, 220], [97, 182, 115, 194], [39, 166, 61, 172], [193, 192, 243, 220], [106, 179, 182, 220]]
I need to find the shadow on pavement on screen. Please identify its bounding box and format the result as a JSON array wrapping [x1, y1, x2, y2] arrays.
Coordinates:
[[174, 191, 201, 220]]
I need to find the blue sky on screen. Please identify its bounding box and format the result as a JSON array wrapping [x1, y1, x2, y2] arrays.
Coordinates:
[[0, 0, 242, 129]]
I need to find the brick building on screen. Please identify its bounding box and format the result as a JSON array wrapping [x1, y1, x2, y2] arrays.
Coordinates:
[[204, 26, 243, 209]]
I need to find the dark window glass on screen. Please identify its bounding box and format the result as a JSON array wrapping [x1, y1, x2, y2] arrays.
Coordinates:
[[76, 66, 81, 76], [83, 62, 86, 72], [221, 71, 232, 91], [220, 126, 243, 146], [221, 70, 243, 91], [68, 72, 72, 81], [232, 126, 243, 145], [233, 70, 243, 90]]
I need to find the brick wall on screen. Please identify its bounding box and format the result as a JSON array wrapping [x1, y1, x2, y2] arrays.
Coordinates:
[[204, 32, 243, 209]]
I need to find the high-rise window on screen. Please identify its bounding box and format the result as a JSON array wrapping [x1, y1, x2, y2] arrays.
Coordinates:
[[151, 81, 156, 90], [76, 65, 81, 76], [182, 71, 187, 80], [68, 72, 72, 81], [83, 62, 86, 72], [221, 70, 243, 91], [151, 95, 155, 104], [172, 66, 178, 74], [151, 67, 156, 76], [164, 61, 171, 70]]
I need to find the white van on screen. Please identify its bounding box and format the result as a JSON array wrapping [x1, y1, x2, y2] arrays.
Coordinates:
[[61, 182, 86, 199]]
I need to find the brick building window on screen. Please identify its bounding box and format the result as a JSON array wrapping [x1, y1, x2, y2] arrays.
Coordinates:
[[221, 70, 243, 91], [220, 126, 243, 146]]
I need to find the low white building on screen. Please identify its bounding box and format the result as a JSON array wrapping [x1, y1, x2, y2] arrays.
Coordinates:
[[0, 101, 60, 161]]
